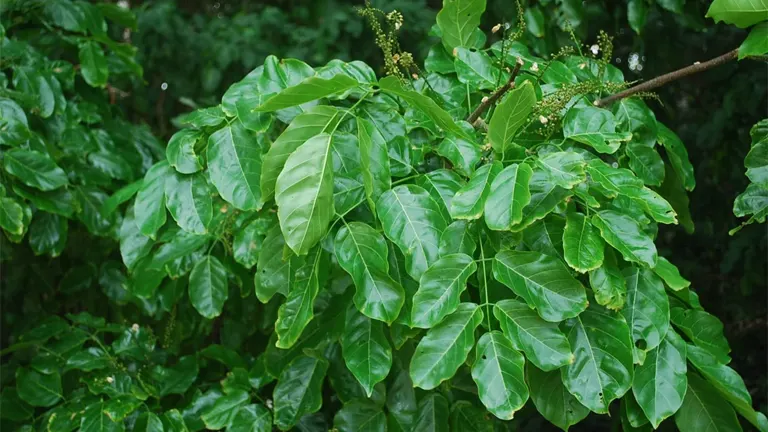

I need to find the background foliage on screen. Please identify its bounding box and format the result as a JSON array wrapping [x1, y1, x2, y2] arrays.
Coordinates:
[[1, 0, 766, 431]]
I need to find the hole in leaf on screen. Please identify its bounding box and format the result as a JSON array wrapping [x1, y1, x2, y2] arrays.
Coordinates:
[[481, 354, 487, 360], [635, 339, 647, 350], [469, 47, 478, 53], [371, 85, 380, 92]]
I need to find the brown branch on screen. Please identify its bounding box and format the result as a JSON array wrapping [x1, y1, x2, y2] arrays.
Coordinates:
[[467, 58, 523, 125], [594, 48, 739, 107]]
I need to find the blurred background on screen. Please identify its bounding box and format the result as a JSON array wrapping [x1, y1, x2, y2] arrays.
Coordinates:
[[116, 0, 765, 419]]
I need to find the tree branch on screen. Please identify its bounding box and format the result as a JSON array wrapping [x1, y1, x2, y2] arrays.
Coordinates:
[[594, 48, 739, 107], [467, 58, 523, 125]]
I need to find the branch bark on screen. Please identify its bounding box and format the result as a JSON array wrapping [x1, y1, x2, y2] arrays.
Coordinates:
[[594, 48, 739, 107], [467, 59, 523, 125]]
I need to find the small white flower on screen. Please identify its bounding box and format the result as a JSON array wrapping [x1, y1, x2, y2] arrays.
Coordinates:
[[693, 61, 701, 65], [492, 23, 502, 33], [131, 323, 139, 332], [481, 96, 489, 103], [411, 73, 419, 79], [107, 376, 114, 383], [590, 44, 599, 55], [395, 22, 401, 30], [578, 63, 586, 70], [266, 399, 274, 409], [516, 57, 524, 66], [539, 116, 549, 124], [531, 62, 539, 72]]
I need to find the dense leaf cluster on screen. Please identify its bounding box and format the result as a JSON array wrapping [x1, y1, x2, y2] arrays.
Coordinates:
[[1, 0, 766, 431]]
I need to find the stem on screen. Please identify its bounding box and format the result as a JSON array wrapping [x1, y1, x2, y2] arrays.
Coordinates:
[[594, 48, 740, 107], [467, 58, 523, 125]]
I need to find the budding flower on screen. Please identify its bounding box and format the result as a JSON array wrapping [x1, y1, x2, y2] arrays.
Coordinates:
[[481, 96, 489, 103], [411, 73, 419, 79], [578, 63, 586, 70], [392, 53, 400, 63], [539, 115, 549, 124], [492, 23, 502, 33], [131, 323, 139, 332], [107, 376, 114, 383], [693, 61, 701, 65], [516, 56, 524, 66], [531, 62, 539, 72], [590, 44, 599, 55]]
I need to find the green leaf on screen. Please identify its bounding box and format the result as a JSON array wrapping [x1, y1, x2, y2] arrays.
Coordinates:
[[512, 168, 573, 231], [148, 356, 199, 397], [542, 61, 579, 85], [0, 388, 33, 421], [164, 409, 189, 432], [563, 106, 631, 154], [622, 267, 670, 364], [254, 225, 294, 303], [413, 393, 449, 432], [208, 120, 265, 211], [78, 41, 108, 87], [258, 56, 317, 123], [733, 183, 768, 222], [357, 117, 391, 212], [0, 197, 24, 236], [66, 347, 111, 371], [334, 400, 387, 432], [454, 47, 506, 90], [706, 0, 768, 28], [275, 247, 326, 348], [436, 134, 482, 177], [81, 401, 123, 432], [563, 211, 605, 273], [674, 374, 742, 432], [425, 44, 456, 74], [12, 66, 56, 118], [255, 75, 359, 111], [134, 162, 171, 239], [438, 220, 477, 257], [524, 5, 546, 37], [189, 256, 229, 319], [653, 256, 691, 290], [632, 330, 687, 428], [42, 0, 87, 32], [488, 82, 537, 154], [613, 99, 658, 148], [522, 214, 565, 261], [628, 0, 648, 34], [451, 162, 502, 220], [273, 353, 329, 431], [471, 331, 529, 420], [411, 253, 477, 328], [16, 367, 62, 407], [166, 129, 204, 174], [739, 22, 768, 59], [410, 303, 483, 390], [592, 210, 658, 268], [494, 299, 573, 371], [687, 344, 768, 431], [201, 389, 249, 430], [484, 163, 533, 231], [589, 247, 627, 310], [527, 365, 589, 430], [626, 143, 665, 186], [275, 133, 335, 255], [379, 76, 470, 140], [671, 307, 731, 363], [657, 123, 695, 191], [334, 221, 405, 323], [229, 404, 272, 432], [165, 172, 212, 235], [585, 159, 645, 196], [416, 169, 466, 216], [377, 184, 449, 281], [746, 139, 768, 185], [436, 0, 486, 51], [180, 107, 227, 128], [341, 306, 392, 397], [221, 68, 273, 132], [561, 304, 634, 414], [493, 250, 588, 322], [450, 400, 494, 432], [232, 219, 264, 269], [3, 149, 68, 191], [101, 179, 143, 218]]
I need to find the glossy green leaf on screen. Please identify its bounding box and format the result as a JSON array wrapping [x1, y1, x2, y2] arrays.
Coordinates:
[[257, 56, 317, 123], [745, 139, 768, 185], [334, 221, 404, 323], [179, 106, 226, 127], [81, 401, 123, 432], [341, 306, 392, 397], [78, 41, 108, 87], [739, 22, 768, 60], [561, 304, 634, 414], [357, 117, 391, 212], [273, 353, 329, 431], [134, 162, 171, 239], [671, 307, 731, 363], [334, 400, 387, 432], [201, 389, 249, 430], [166, 129, 204, 174], [592, 210, 658, 268], [632, 330, 687, 428], [221, 67, 273, 132], [16, 368, 62, 407], [189, 255, 229, 319], [589, 247, 627, 310], [66, 347, 111, 371], [232, 219, 264, 269], [536, 151, 586, 189], [733, 183, 768, 222], [628, 0, 648, 34], [413, 393, 449, 432], [3, 149, 68, 191], [254, 225, 294, 303], [687, 344, 768, 431], [471, 331, 529, 420], [511, 168, 573, 231], [674, 373, 742, 432], [563, 106, 631, 154], [454, 47, 505, 90], [255, 75, 358, 111], [377, 185, 448, 280], [494, 299, 573, 371], [613, 99, 658, 148], [527, 365, 589, 430], [275, 133, 335, 255], [275, 247, 326, 348], [411, 253, 477, 328], [493, 250, 587, 322], [657, 123, 695, 191], [450, 161, 501, 220], [29, 212, 67, 257], [0, 197, 25, 236], [488, 82, 536, 154], [706, 0, 768, 28], [229, 404, 272, 432], [165, 172, 212, 234], [379, 76, 470, 140], [622, 266, 670, 364], [626, 143, 665, 186], [416, 169, 465, 217], [208, 120, 265, 211], [484, 163, 533, 231], [438, 220, 477, 257], [653, 256, 690, 290], [522, 214, 565, 260], [436, 0, 486, 50], [563, 212, 604, 273], [410, 303, 483, 390], [450, 400, 494, 432], [436, 134, 482, 177]]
